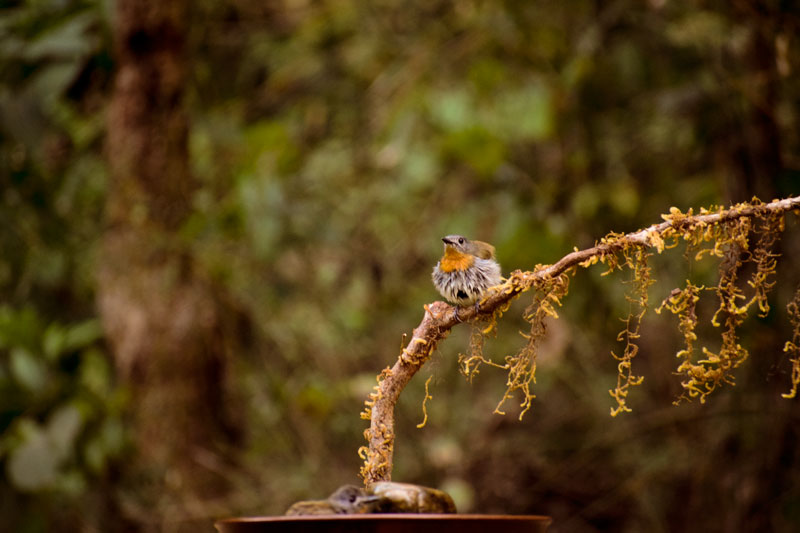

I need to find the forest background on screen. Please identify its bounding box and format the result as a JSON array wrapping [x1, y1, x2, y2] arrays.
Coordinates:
[[1, 0, 799, 532]]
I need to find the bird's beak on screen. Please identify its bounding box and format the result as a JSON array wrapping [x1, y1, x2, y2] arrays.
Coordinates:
[[441, 237, 453, 245], [361, 495, 381, 503]]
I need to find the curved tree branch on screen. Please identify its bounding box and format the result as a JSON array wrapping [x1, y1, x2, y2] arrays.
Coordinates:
[[361, 196, 800, 485]]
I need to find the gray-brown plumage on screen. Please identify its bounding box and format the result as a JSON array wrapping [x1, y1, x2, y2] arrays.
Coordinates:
[[432, 235, 502, 306], [284, 482, 457, 516], [285, 485, 380, 516], [370, 481, 457, 514]]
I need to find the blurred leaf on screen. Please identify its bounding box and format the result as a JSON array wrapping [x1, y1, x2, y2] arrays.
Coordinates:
[[296, 382, 333, 419], [5, 404, 83, 492], [6, 425, 58, 491], [492, 83, 554, 141], [78, 347, 112, 396], [468, 59, 508, 94], [428, 88, 473, 131], [441, 126, 506, 176], [63, 319, 103, 353], [0, 306, 44, 351], [609, 181, 640, 217], [55, 468, 87, 496], [440, 477, 475, 512], [241, 120, 300, 175], [51, 100, 105, 150], [572, 183, 601, 218], [9, 347, 47, 393], [82, 415, 124, 475], [43, 322, 67, 361], [237, 176, 283, 260], [400, 146, 439, 191], [21, 12, 96, 61], [666, 11, 730, 50], [45, 404, 83, 463], [28, 61, 83, 104]]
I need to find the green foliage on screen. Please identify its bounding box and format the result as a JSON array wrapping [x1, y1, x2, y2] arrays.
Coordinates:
[[0, 306, 126, 495], [0, 0, 109, 313], [0, 6, 114, 527]]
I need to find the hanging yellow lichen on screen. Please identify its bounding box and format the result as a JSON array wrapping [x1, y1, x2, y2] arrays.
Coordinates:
[[653, 208, 784, 404], [609, 245, 653, 416], [782, 286, 800, 399], [416, 375, 434, 428], [455, 271, 569, 420], [449, 200, 793, 418], [360, 197, 800, 485]]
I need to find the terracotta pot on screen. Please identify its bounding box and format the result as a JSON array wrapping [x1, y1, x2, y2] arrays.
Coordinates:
[[215, 514, 552, 533]]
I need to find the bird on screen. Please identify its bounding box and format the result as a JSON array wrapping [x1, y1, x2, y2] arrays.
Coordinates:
[[432, 234, 502, 308], [370, 481, 457, 514], [285, 485, 381, 516]]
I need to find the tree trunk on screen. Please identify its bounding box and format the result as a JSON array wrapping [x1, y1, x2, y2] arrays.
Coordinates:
[[98, 1, 233, 529]]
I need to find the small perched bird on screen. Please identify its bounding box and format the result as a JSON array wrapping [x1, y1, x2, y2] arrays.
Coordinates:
[[285, 485, 380, 516], [432, 235, 502, 307], [370, 481, 457, 514]]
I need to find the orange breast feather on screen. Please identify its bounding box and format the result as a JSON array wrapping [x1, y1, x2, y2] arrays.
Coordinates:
[[438, 247, 474, 273]]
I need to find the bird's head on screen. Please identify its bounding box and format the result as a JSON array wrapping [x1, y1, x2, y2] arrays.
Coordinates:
[[328, 485, 381, 513], [442, 235, 495, 260]]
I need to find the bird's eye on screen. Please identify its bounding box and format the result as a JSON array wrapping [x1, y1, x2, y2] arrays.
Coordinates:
[[458, 238, 464, 244]]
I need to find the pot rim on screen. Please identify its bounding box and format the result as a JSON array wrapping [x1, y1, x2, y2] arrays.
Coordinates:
[[217, 514, 553, 524]]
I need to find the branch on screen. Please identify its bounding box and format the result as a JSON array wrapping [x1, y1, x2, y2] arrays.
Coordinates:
[[360, 196, 800, 485]]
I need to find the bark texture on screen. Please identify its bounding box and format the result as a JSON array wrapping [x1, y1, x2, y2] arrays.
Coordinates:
[[99, 1, 232, 529]]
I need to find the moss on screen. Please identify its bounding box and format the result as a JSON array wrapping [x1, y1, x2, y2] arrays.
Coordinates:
[[361, 196, 800, 484]]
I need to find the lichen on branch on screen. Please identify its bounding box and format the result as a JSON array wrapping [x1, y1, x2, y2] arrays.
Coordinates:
[[609, 246, 653, 416], [360, 196, 800, 485], [781, 285, 800, 400]]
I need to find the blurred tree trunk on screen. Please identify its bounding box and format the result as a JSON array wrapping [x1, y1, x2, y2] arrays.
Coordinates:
[[720, 3, 782, 201], [98, 0, 233, 529]]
